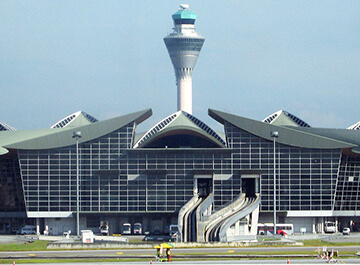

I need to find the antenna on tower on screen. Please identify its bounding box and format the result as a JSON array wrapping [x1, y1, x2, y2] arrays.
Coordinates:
[[179, 4, 189, 10]]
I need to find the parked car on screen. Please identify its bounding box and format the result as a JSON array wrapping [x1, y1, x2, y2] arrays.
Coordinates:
[[343, 227, 350, 235], [20, 226, 36, 235]]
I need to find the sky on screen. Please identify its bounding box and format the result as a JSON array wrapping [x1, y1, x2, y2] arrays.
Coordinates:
[[1, 1, 359, 132]]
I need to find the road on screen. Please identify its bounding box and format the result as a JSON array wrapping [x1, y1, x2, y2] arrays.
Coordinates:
[[2, 260, 360, 264]]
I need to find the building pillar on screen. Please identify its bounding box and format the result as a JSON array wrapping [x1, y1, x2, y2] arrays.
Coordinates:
[[36, 218, 40, 235], [312, 217, 317, 234]]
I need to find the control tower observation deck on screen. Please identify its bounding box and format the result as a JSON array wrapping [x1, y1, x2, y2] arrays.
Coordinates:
[[164, 4, 205, 115]]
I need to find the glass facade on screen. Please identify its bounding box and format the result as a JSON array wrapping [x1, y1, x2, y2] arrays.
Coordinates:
[[334, 155, 360, 211], [225, 122, 342, 212], [0, 154, 25, 213], [174, 18, 195, 25], [18, 122, 239, 214], [19, 123, 135, 213], [164, 38, 204, 52]]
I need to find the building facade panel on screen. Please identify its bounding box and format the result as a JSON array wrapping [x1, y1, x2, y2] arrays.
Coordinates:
[[225, 122, 342, 212], [0, 155, 25, 215], [18, 123, 135, 213], [335, 155, 360, 211], [18, 121, 243, 216]]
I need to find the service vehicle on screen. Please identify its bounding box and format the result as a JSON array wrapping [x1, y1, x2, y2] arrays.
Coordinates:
[[133, 223, 142, 234], [122, 223, 131, 234], [99, 220, 109, 236], [257, 223, 294, 236], [324, 221, 337, 233]]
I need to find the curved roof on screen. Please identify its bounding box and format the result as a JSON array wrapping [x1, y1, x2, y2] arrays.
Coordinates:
[[209, 109, 360, 152], [0, 120, 16, 131], [0, 109, 152, 155], [51, 111, 98, 128], [263, 110, 310, 127], [134, 111, 226, 148]]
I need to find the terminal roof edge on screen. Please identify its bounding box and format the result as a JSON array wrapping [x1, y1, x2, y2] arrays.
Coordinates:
[[0, 109, 152, 155], [208, 109, 359, 151]]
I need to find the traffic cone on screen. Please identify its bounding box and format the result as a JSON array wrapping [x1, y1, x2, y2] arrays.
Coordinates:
[[287, 258, 290, 264]]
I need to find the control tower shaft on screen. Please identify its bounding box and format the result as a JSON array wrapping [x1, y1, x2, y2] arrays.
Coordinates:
[[164, 4, 205, 114]]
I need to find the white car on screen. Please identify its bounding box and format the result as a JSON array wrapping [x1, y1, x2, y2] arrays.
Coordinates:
[[343, 227, 350, 235], [20, 226, 36, 235]]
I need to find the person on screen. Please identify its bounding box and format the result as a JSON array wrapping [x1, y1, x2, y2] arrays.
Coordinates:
[[166, 248, 172, 262], [43, 225, 49, 236], [156, 248, 161, 262]]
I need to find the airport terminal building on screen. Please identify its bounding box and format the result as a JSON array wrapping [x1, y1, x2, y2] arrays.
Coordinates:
[[1, 5, 360, 241]]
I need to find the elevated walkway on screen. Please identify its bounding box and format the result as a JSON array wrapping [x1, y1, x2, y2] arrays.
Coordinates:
[[218, 194, 260, 242], [178, 194, 201, 242], [204, 194, 247, 242], [178, 193, 260, 242]]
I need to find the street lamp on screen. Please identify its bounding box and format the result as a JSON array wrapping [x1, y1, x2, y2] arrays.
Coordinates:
[[72, 131, 82, 237], [270, 131, 279, 235]]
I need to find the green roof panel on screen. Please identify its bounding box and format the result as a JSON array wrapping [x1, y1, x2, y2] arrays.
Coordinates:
[[0, 109, 152, 155], [208, 109, 357, 150], [172, 10, 197, 21]]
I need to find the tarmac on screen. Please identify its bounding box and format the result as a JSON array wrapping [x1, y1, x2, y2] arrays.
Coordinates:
[[1, 234, 360, 264], [1, 231, 360, 244]]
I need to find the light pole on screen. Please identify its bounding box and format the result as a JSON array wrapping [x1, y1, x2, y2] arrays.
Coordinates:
[[72, 131, 82, 237], [271, 131, 279, 235]]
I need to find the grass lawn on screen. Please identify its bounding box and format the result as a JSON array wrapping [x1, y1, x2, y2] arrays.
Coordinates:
[[299, 239, 360, 247], [0, 258, 140, 264], [0, 241, 50, 251], [0, 239, 359, 254]]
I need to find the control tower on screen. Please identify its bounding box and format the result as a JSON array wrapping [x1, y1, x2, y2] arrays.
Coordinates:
[[164, 4, 205, 115]]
